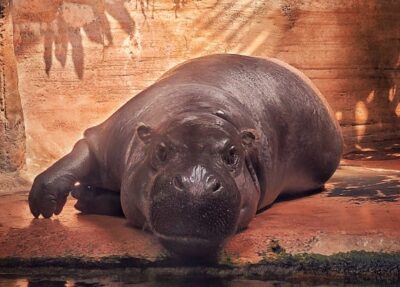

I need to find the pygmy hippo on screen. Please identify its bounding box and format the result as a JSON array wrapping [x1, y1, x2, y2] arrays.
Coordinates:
[[29, 54, 343, 259]]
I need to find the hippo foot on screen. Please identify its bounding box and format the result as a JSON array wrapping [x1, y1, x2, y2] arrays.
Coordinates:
[[71, 185, 124, 217]]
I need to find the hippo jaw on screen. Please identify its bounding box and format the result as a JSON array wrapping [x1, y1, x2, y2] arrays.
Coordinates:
[[155, 234, 225, 260]]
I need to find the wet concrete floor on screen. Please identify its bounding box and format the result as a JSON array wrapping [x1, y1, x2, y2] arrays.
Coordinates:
[[0, 159, 399, 265]]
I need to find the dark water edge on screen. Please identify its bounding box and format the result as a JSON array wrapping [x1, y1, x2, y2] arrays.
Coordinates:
[[0, 267, 399, 287], [0, 251, 399, 286], [0, 276, 398, 287]]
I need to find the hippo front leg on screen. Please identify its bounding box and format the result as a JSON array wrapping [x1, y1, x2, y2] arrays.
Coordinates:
[[28, 139, 96, 218]]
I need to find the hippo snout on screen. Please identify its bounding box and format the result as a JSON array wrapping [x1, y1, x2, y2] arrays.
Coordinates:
[[171, 173, 223, 194], [149, 165, 241, 258]]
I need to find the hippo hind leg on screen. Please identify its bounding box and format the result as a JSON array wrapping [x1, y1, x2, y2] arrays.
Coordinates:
[[71, 185, 124, 217]]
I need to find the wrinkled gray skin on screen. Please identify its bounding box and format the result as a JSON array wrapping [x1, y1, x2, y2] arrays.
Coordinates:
[[29, 54, 343, 259]]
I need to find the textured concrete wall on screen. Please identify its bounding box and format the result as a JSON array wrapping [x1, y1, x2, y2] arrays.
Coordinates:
[[0, 0, 25, 172], [9, 0, 400, 176]]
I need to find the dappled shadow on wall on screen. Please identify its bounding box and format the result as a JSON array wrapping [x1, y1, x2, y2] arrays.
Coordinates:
[[11, 0, 190, 80], [190, 0, 292, 56], [331, 0, 400, 151], [11, 0, 139, 79]]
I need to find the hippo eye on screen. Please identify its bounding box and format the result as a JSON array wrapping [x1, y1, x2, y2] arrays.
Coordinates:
[[156, 143, 168, 162], [222, 145, 239, 167]]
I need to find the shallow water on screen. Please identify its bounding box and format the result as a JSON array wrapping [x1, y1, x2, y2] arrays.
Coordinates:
[[0, 277, 396, 287]]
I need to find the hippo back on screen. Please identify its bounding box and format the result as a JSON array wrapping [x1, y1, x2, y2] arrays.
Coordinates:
[[84, 54, 343, 208]]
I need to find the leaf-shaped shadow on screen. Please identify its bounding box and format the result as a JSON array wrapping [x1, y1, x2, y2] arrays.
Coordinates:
[[13, 0, 192, 79], [83, 0, 113, 45], [12, 0, 140, 79], [68, 26, 84, 79], [42, 15, 84, 79], [105, 0, 135, 36], [43, 26, 54, 76], [55, 15, 68, 67]]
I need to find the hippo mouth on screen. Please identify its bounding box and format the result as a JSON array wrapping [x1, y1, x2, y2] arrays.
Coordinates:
[[151, 227, 224, 259], [153, 231, 213, 244], [149, 218, 232, 255], [155, 233, 223, 259]]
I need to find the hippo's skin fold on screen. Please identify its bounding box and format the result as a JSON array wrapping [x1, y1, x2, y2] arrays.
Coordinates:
[[29, 54, 343, 259]]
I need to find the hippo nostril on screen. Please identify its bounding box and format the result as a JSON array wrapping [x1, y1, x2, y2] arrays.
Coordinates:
[[172, 175, 184, 191], [206, 176, 222, 193], [212, 182, 222, 192]]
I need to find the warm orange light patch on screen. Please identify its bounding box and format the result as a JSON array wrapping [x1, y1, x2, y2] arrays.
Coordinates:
[[354, 101, 368, 142], [388, 86, 396, 102], [241, 30, 271, 54], [355, 101, 368, 124], [355, 125, 366, 143], [395, 103, 400, 117], [366, 91, 375, 103], [354, 144, 376, 152], [13, 279, 28, 287], [335, 111, 343, 121]]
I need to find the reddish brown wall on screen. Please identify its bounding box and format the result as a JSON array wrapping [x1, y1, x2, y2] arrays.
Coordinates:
[[9, 0, 400, 177]]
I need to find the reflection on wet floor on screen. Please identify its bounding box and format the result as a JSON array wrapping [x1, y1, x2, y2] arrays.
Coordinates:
[[0, 277, 394, 287]]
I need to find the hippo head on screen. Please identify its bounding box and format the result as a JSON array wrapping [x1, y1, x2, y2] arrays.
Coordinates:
[[132, 113, 260, 260]]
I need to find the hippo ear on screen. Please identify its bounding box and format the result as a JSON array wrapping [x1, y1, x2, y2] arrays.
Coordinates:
[[241, 129, 258, 148], [137, 124, 153, 144]]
